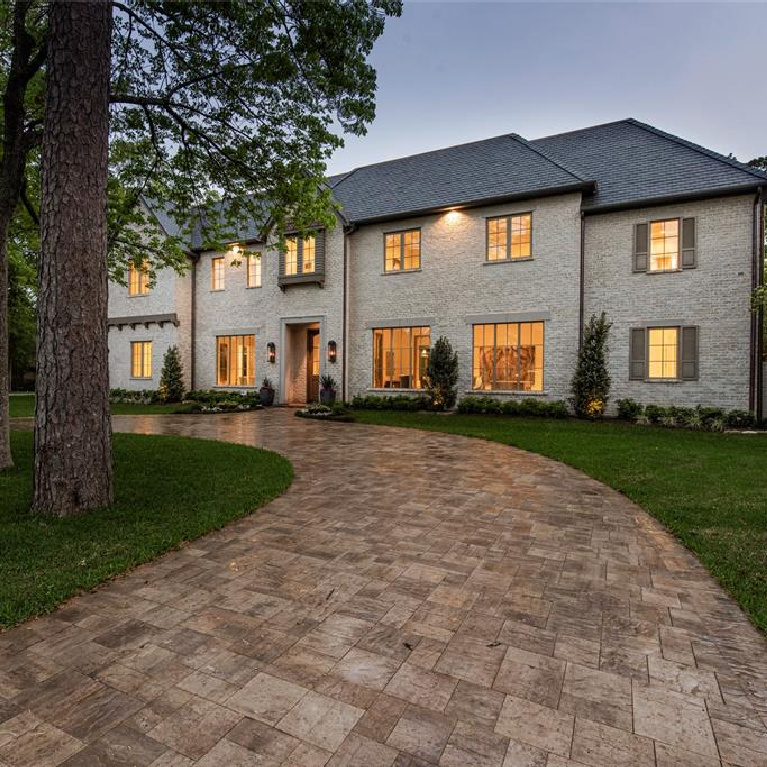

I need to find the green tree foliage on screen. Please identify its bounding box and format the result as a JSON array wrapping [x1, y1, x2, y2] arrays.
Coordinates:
[[159, 346, 184, 404], [426, 336, 459, 411], [571, 313, 612, 417]]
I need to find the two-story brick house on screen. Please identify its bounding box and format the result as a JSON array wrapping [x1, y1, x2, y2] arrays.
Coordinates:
[[108, 119, 767, 416]]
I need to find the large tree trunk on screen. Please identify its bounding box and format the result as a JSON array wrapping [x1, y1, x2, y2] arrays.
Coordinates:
[[33, 0, 113, 515], [0, 0, 39, 471]]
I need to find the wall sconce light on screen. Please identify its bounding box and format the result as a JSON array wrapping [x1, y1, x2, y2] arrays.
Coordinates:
[[327, 340, 337, 364], [267, 342, 276, 364]]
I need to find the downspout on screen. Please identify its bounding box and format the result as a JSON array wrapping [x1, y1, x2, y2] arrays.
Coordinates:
[[190, 254, 198, 391], [753, 189, 765, 420], [342, 226, 351, 401], [578, 211, 585, 349]]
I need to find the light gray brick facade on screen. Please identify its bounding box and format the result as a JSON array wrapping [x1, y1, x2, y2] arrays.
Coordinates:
[[107, 122, 765, 414], [584, 195, 755, 411]]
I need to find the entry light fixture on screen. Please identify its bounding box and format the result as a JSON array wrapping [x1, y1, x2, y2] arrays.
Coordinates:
[[328, 340, 337, 364], [267, 342, 276, 364]]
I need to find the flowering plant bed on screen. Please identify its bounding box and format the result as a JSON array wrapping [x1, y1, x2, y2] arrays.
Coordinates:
[[295, 404, 354, 422]]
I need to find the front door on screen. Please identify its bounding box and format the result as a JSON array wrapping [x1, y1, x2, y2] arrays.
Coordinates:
[[307, 329, 320, 403]]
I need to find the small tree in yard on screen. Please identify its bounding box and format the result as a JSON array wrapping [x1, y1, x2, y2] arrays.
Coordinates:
[[426, 336, 459, 411], [571, 313, 612, 418], [159, 346, 184, 404]]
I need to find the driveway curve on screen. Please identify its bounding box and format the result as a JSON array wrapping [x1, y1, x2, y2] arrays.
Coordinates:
[[2, 409, 767, 766]]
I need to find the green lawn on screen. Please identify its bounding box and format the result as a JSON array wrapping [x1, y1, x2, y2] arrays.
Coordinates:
[[10, 394, 198, 418], [0, 431, 292, 627], [353, 411, 767, 632]]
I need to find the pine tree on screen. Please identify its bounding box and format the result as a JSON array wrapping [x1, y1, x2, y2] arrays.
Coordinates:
[[159, 346, 184, 404], [571, 313, 612, 417], [426, 335, 459, 410]]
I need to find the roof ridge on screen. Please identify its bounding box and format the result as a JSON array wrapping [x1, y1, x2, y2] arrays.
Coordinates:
[[507, 133, 587, 183], [532, 118, 634, 142], [626, 118, 767, 182], [329, 131, 528, 180]]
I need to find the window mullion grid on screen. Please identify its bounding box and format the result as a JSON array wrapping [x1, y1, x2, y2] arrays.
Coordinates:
[[400, 234, 405, 272], [506, 216, 511, 261]]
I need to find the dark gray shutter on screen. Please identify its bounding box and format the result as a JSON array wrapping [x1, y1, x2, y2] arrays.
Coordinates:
[[680, 326, 698, 380], [629, 328, 646, 380], [633, 223, 649, 272], [315, 229, 326, 276], [681, 217, 696, 269], [279, 237, 286, 277]]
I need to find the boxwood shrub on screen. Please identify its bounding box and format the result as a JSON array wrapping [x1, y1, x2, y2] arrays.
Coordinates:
[[350, 394, 431, 411], [457, 396, 569, 418]]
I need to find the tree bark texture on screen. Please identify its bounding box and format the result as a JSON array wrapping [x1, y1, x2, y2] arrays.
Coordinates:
[[0, 1, 38, 471], [33, 0, 113, 514]]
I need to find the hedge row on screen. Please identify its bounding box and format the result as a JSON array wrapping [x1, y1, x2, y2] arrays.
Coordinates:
[[457, 396, 569, 418], [350, 394, 431, 411], [110, 388, 261, 411], [616, 399, 757, 431]]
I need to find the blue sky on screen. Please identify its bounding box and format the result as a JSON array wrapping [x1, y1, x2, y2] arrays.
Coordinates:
[[327, 1, 765, 174]]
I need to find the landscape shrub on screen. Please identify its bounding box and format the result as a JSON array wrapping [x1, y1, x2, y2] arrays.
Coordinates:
[[159, 346, 185, 403], [725, 409, 756, 428], [570, 312, 611, 417], [457, 396, 568, 418], [350, 394, 431, 411], [616, 398, 643, 420], [425, 336, 459, 410]]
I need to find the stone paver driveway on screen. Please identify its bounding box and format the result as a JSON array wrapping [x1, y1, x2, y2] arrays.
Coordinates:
[[3, 410, 767, 767]]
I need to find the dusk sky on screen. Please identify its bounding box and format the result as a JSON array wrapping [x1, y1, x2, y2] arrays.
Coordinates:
[[327, 1, 766, 175]]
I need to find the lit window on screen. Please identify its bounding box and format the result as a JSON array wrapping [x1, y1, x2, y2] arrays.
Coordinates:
[[373, 326, 430, 389], [302, 236, 316, 273], [648, 327, 678, 379], [130, 341, 152, 378], [284, 237, 299, 276], [217, 334, 255, 387], [650, 219, 679, 272], [486, 214, 531, 261], [384, 229, 421, 272], [247, 253, 262, 288], [472, 322, 544, 391], [128, 261, 149, 296], [211, 257, 225, 290]]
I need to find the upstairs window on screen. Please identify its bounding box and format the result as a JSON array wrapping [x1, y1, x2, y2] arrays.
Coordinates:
[[301, 236, 316, 273], [384, 229, 421, 272], [128, 261, 149, 296], [486, 213, 532, 261], [247, 253, 262, 288], [130, 341, 152, 378], [280, 232, 324, 283], [284, 237, 299, 276], [650, 219, 679, 272], [211, 257, 225, 290]]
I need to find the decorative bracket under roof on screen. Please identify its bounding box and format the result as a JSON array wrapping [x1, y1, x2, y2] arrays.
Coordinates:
[[108, 313, 180, 331]]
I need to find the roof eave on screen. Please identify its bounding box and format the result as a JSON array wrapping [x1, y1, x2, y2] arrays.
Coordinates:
[[347, 180, 596, 226], [583, 182, 767, 215]]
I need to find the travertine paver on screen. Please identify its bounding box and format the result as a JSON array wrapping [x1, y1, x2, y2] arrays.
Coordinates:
[[3, 410, 767, 765]]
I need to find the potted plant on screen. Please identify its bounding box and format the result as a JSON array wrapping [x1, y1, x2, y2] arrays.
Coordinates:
[[319, 374, 337, 406], [259, 377, 275, 407]]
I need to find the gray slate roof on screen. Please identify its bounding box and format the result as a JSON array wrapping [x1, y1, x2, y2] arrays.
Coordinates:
[[330, 133, 591, 223], [150, 119, 767, 246], [532, 118, 767, 211]]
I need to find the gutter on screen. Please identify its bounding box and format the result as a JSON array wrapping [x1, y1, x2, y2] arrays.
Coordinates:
[[583, 183, 763, 216], [348, 181, 596, 227]]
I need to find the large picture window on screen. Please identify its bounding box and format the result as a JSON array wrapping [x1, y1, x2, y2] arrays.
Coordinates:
[[217, 334, 255, 387], [472, 321, 544, 391], [486, 213, 532, 261], [384, 229, 421, 272], [130, 341, 152, 378], [128, 261, 149, 296], [373, 326, 430, 389]]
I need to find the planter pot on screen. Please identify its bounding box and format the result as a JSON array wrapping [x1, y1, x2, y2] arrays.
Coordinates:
[[319, 388, 336, 406], [260, 387, 275, 407]]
